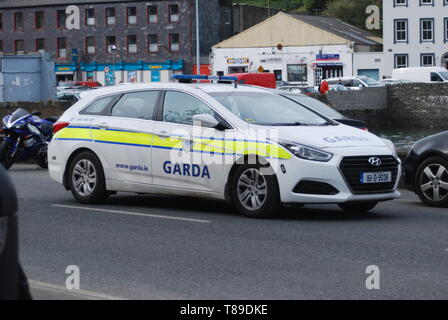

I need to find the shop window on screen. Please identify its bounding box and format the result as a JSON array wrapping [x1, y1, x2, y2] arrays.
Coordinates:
[[287, 64, 307, 83]]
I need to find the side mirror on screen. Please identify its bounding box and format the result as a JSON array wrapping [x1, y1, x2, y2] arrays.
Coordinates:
[[358, 84, 363, 89], [0, 165, 18, 218], [31, 110, 41, 116], [192, 114, 220, 129]]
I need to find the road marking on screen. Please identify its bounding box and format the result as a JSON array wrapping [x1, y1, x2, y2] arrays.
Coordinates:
[[29, 280, 126, 300], [52, 204, 212, 224]]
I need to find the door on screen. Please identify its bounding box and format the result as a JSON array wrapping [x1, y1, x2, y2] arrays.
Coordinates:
[[151, 90, 225, 192], [91, 90, 161, 184]]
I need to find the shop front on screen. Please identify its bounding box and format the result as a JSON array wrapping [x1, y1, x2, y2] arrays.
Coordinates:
[[55, 63, 77, 83]]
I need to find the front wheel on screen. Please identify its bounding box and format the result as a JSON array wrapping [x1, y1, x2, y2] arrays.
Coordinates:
[[231, 164, 280, 218], [0, 140, 15, 170], [338, 202, 378, 213], [68, 152, 109, 204], [415, 157, 448, 207]]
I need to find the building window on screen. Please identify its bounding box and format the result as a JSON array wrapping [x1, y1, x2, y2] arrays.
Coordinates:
[[421, 54, 435, 67], [0, 14, 3, 31], [445, 18, 448, 42], [15, 39, 24, 53], [86, 37, 96, 55], [35, 11, 44, 29], [57, 38, 67, 58], [148, 34, 158, 52], [36, 38, 45, 51], [14, 12, 24, 31], [224, 9, 231, 25], [106, 8, 116, 25], [395, 54, 408, 69], [127, 7, 137, 25], [420, 0, 434, 5], [287, 64, 307, 82], [421, 19, 434, 42], [169, 33, 180, 52], [394, 19, 408, 43], [148, 5, 158, 23], [86, 8, 95, 26], [0, 40, 3, 53], [127, 35, 137, 53], [57, 10, 66, 29], [106, 36, 116, 53], [394, 0, 407, 6], [169, 5, 179, 23]]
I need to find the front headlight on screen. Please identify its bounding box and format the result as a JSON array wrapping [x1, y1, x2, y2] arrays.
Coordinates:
[[280, 142, 333, 162]]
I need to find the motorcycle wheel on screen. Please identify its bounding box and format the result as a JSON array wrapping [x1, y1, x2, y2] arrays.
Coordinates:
[[37, 154, 48, 169], [0, 141, 15, 170]]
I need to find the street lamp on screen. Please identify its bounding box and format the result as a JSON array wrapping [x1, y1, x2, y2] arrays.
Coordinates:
[[195, 0, 200, 76], [111, 44, 117, 84]]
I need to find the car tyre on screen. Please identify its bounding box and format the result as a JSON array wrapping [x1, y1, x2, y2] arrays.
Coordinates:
[[68, 152, 108, 204], [0, 141, 15, 170], [338, 202, 377, 213], [231, 164, 280, 218], [415, 156, 448, 207]]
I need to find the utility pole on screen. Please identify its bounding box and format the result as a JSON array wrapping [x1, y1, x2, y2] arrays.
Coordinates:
[[195, 0, 200, 75]]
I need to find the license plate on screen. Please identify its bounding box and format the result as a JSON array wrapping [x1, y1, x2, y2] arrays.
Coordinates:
[[360, 172, 392, 184]]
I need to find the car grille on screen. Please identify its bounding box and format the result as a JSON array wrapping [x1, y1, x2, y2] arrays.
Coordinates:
[[339, 156, 399, 194]]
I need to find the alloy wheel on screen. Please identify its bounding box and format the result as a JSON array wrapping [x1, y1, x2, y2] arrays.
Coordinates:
[[419, 163, 448, 202], [237, 168, 268, 211], [72, 159, 97, 197]]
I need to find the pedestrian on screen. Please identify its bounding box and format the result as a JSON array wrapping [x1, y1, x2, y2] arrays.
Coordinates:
[[319, 79, 329, 95]]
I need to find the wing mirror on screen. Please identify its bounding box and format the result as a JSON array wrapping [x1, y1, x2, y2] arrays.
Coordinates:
[[192, 114, 220, 129]]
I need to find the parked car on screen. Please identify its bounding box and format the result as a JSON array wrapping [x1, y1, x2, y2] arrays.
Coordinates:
[[326, 76, 384, 90], [57, 81, 102, 95], [404, 131, 448, 207], [280, 92, 368, 130], [392, 67, 448, 84], [278, 86, 319, 96], [380, 79, 414, 86], [57, 92, 81, 102], [0, 164, 31, 299], [227, 73, 277, 89], [329, 84, 350, 92]]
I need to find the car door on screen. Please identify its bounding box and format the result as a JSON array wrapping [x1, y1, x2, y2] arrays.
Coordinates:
[[91, 90, 161, 185], [151, 90, 226, 192]]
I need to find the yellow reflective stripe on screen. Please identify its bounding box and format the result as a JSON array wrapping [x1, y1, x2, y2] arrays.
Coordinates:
[[56, 128, 292, 159], [55, 128, 91, 140]]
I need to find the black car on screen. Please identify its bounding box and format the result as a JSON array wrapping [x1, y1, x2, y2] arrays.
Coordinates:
[[280, 93, 368, 130], [0, 164, 31, 299], [404, 131, 448, 207]]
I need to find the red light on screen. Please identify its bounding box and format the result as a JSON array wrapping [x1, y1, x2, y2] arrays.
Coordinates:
[[53, 122, 70, 134]]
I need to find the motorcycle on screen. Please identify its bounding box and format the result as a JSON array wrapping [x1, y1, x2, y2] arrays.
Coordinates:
[[0, 107, 59, 170]]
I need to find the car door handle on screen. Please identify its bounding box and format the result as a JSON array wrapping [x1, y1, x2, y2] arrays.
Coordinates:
[[98, 123, 109, 130], [156, 131, 170, 138]]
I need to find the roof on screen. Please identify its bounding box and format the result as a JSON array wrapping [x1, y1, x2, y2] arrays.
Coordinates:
[[0, 0, 143, 8], [290, 13, 382, 46], [214, 12, 382, 48]]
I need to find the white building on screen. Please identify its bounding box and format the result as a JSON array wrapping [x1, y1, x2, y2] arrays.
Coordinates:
[[383, 0, 448, 76], [211, 12, 384, 86]]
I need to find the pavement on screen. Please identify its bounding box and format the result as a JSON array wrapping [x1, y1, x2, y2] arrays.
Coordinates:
[[8, 164, 448, 300]]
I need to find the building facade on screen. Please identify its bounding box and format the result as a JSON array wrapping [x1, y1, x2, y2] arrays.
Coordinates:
[[383, 0, 448, 76], [0, 0, 230, 84], [212, 12, 384, 86]]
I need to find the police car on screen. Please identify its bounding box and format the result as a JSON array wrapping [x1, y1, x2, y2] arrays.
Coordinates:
[[48, 75, 401, 218]]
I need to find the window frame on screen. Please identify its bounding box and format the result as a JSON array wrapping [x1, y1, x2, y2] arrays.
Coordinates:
[[35, 11, 44, 30], [169, 33, 180, 52], [169, 4, 180, 23], [147, 5, 158, 24], [148, 34, 159, 53], [109, 90, 162, 120], [445, 18, 448, 43], [80, 94, 121, 116], [421, 53, 436, 67], [35, 38, 45, 51], [394, 54, 409, 69], [85, 8, 96, 26], [14, 12, 24, 31], [394, 19, 408, 44], [106, 35, 117, 54], [419, 0, 434, 6], [14, 39, 25, 53], [85, 37, 96, 55], [420, 18, 435, 43], [127, 7, 137, 25], [57, 37, 67, 59], [393, 0, 408, 6], [57, 10, 66, 29], [127, 35, 138, 54]]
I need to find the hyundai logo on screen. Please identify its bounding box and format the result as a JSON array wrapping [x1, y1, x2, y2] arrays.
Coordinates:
[[368, 157, 382, 167]]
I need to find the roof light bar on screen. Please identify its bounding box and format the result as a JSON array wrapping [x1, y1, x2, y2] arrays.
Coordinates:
[[172, 75, 239, 87]]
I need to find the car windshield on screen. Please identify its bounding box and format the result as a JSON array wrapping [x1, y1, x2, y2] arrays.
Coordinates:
[[362, 77, 381, 86], [283, 94, 343, 119], [439, 72, 448, 80], [59, 82, 75, 87], [9, 108, 30, 123], [210, 92, 328, 126]]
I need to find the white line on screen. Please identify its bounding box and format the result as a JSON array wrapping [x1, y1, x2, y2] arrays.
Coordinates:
[[52, 204, 212, 224], [29, 280, 126, 300]]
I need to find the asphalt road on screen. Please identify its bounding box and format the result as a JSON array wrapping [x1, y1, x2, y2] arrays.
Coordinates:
[[8, 164, 448, 300]]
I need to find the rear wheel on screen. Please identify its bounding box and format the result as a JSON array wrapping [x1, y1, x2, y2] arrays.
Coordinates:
[[68, 152, 108, 204], [0, 141, 15, 170], [232, 164, 280, 218], [415, 157, 448, 207], [338, 202, 378, 213]]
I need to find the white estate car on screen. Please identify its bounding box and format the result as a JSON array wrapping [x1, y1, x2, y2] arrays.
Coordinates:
[[48, 78, 401, 218]]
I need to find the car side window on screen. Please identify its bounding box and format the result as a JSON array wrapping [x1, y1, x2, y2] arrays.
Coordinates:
[[162, 91, 215, 125], [111, 91, 160, 120], [80, 96, 116, 115], [430, 73, 443, 82]]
